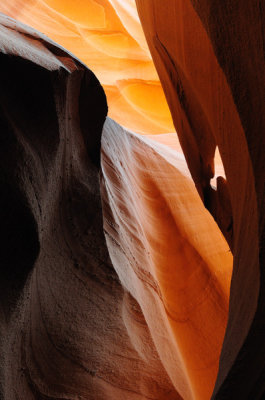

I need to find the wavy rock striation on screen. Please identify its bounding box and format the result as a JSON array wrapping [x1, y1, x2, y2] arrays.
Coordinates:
[[0, 13, 233, 400], [101, 118, 232, 400], [135, 1, 265, 398], [0, 0, 175, 135], [0, 15, 181, 400]]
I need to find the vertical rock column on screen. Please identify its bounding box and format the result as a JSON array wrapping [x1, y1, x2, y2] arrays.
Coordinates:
[[135, 1, 265, 399]]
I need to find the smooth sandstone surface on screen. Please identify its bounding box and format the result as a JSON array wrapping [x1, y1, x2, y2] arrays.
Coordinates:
[[0, 14, 233, 400], [0, 0, 264, 398], [135, 1, 265, 398], [0, 14, 173, 400], [0, 13, 232, 400], [0, 0, 175, 135], [101, 118, 232, 400], [0, 0, 227, 181]]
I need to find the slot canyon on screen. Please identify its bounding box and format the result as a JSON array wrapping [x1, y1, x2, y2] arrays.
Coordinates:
[[0, 1, 264, 399]]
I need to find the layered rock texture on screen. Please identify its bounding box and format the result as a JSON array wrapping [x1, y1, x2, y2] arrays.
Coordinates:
[[101, 120, 231, 400], [0, 13, 233, 400], [0, 0, 175, 135], [0, 1, 264, 400], [135, 1, 265, 399]]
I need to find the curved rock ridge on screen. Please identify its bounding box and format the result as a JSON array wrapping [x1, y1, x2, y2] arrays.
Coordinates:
[[0, 14, 233, 400], [0, 0, 175, 135], [0, 12, 107, 317], [1, 2, 264, 399], [135, 1, 265, 398], [101, 118, 232, 400], [0, 14, 113, 400], [0, 14, 195, 400]]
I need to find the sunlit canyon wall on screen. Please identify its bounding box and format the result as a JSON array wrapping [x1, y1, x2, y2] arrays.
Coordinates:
[[135, 1, 265, 398], [0, 0, 175, 135], [0, 1, 263, 400]]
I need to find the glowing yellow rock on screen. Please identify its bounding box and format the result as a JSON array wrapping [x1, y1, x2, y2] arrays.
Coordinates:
[[0, 0, 175, 134]]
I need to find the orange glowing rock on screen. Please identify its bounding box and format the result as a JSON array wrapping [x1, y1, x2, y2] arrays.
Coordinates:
[[0, 16, 181, 399], [0, 16, 232, 400], [0, 0, 175, 134], [136, 1, 265, 398], [101, 118, 232, 400], [4, 1, 262, 399]]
